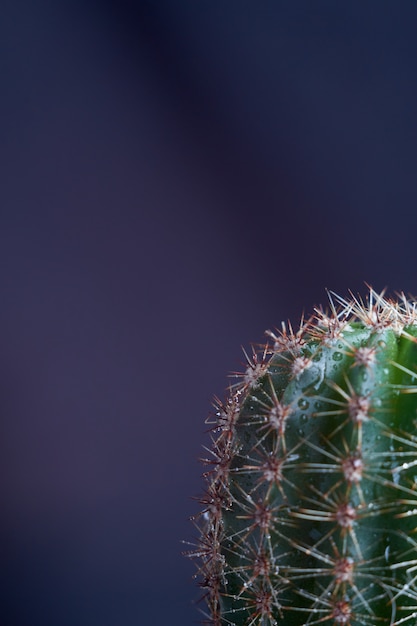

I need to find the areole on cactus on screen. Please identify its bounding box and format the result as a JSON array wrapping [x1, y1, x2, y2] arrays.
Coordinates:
[[186, 288, 417, 625]]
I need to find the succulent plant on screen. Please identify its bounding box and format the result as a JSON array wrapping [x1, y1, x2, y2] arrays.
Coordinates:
[[186, 288, 417, 625]]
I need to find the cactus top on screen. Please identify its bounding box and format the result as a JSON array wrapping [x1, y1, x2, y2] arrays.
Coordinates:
[[187, 289, 417, 626]]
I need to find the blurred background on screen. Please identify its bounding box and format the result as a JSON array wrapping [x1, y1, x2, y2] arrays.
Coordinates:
[[1, 1, 417, 624]]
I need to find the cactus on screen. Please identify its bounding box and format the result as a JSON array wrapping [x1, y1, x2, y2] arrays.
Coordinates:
[[186, 288, 417, 625]]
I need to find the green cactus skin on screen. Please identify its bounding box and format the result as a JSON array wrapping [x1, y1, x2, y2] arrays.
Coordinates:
[[187, 289, 417, 626]]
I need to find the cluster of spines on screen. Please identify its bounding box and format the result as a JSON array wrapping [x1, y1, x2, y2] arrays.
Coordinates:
[[186, 288, 417, 625]]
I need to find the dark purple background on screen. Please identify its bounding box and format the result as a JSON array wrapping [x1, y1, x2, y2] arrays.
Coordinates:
[[2, 2, 417, 624]]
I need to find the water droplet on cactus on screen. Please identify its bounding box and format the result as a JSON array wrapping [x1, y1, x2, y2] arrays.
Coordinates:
[[332, 351, 343, 361], [297, 397, 309, 410]]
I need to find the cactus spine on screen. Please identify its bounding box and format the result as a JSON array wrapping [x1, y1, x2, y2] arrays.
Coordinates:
[[187, 289, 417, 625]]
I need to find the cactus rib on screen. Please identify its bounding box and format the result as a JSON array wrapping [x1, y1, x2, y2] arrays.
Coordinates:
[[187, 288, 417, 625]]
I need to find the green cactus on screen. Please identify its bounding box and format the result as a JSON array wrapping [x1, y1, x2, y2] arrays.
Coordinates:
[[187, 288, 417, 625]]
